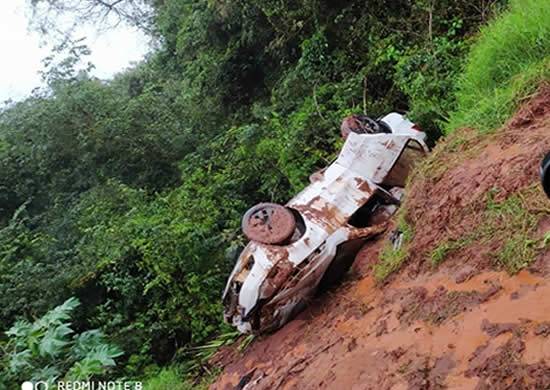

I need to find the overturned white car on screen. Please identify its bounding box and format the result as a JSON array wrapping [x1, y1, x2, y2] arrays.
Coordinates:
[[223, 113, 428, 333]]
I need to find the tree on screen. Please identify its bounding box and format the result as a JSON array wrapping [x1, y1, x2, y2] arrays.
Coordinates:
[[28, 0, 154, 39]]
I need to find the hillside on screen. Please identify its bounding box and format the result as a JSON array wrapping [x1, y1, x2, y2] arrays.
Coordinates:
[[208, 2, 550, 388], [0, 0, 548, 387], [211, 85, 550, 390]]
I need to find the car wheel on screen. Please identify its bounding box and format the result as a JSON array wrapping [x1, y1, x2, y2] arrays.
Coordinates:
[[340, 115, 386, 139], [542, 151, 550, 198], [242, 203, 296, 245]]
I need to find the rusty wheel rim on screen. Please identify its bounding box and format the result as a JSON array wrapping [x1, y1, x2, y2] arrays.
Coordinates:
[[242, 203, 296, 244]]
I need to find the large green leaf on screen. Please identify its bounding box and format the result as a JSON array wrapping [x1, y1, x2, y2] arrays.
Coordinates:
[[8, 349, 32, 373], [38, 323, 74, 357], [71, 330, 105, 359]]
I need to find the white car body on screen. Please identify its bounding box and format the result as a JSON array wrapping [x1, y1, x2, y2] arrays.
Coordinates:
[[223, 113, 428, 333]]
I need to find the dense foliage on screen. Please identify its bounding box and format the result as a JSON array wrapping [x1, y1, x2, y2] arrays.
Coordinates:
[[4, 0, 548, 383], [0, 298, 123, 388]]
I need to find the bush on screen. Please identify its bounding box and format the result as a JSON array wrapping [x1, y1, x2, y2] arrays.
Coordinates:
[[394, 18, 467, 140], [0, 298, 123, 389]]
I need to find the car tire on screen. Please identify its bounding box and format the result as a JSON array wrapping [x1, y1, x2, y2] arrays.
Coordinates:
[[242, 203, 296, 245], [341, 115, 387, 139]]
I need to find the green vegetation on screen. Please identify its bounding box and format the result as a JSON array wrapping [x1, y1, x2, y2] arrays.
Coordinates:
[[430, 240, 466, 266], [143, 367, 217, 390], [447, 0, 550, 132], [0, 298, 123, 388], [425, 186, 550, 273], [144, 369, 192, 390], [1, 0, 549, 386], [375, 244, 409, 282], [483, 187, 549, 273], [374, 212, 413, 281], [430, 233, 476, 267], [373, 0, 550, 281]]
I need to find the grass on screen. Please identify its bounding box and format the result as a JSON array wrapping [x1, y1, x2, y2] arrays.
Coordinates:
[[430, 238, 472, 266], [409, 0, 550, 205], [150, 330, 256, 389], [179, 329, 240, 372], [446, 0, 550, 133], [142, 327, 254, 389], [374, 210, 413, 281], [143, 367, 218, 390], [375, 244, 409, 281], [238, 334, 255, 352], [482, 187, 549, 273], [427, 186, 550, 273]]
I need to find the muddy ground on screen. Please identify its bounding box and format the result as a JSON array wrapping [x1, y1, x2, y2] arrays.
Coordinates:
[[210, 86, 550, 390]]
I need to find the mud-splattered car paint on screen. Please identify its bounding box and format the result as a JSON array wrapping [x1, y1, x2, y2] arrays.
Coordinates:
[[223, 113, 428, 333]]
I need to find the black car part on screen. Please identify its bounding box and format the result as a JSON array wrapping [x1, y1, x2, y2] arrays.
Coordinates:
[[541, 151, 550, 198]]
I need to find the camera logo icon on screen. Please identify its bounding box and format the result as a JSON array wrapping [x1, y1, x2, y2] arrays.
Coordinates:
[[21, 381, 49, 390]]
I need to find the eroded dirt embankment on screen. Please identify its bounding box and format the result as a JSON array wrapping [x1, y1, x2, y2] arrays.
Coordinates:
[[211, 86, 550, 390]]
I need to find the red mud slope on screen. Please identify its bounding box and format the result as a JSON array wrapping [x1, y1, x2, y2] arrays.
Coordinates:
[[211, 86, 550, 390]]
